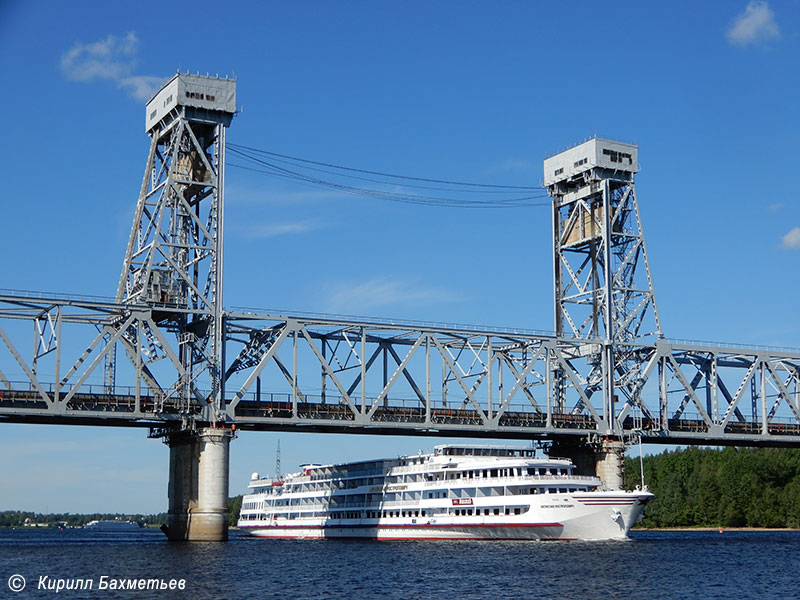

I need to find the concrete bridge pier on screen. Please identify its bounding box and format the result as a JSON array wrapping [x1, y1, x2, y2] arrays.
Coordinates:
[[165, 427, 234, 541], [549, 437, 625, 490]]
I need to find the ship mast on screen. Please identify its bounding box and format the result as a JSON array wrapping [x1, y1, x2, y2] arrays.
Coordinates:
[[275, 439, 281, 479]]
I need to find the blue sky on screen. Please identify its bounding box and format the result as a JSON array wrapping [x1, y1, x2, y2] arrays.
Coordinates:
[[0, 1, 798, 513]]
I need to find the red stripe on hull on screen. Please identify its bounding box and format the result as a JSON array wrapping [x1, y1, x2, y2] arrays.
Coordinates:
[[240, 522, 561, 531]]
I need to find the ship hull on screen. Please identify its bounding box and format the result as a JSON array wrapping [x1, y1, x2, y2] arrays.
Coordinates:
[[240, 491, 651, 541]]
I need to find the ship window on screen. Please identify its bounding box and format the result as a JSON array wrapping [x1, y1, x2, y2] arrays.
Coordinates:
[[421, 510, 426, 517], [514, 508, 521, 515], [490, 469, 498, 477], [554, 167, 564, 176], [493, 508, 500, 515]]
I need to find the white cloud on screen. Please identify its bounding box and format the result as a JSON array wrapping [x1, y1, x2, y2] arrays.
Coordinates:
[[324, 277, 460, 314], [118, 75, 165, 102], [486, 158, 536, 175], [225, 184, 348, 206], [781, 227, 800, 249], [243, 221, 323, 239], [60, 32, 138, 81], [727, 1, 780, 46], [768, 202, 784, 212], [60, 32, 162, 101]]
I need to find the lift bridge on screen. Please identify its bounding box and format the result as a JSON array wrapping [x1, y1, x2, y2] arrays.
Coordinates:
[[2, 74, 799, 540]]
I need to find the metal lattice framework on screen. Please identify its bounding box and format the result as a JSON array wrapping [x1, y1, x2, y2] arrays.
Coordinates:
[[2, 294, 799, 446], [1, 94, 799, 447], [112, 74, 232, 423], [545, 139, 662, 438], [551, 178, 660, 343]]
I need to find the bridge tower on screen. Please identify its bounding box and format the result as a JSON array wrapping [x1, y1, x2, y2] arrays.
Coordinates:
[[118, 72, 236, 540], [544, 138, 661, 487]]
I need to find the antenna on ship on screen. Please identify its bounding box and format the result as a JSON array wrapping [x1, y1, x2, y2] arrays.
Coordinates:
[[275, 439, 282, 479], [638, 435, 646, 490]]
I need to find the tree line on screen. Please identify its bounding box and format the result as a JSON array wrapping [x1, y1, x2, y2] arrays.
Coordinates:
[[625, 446, 800, 528], [1, 497, 243, 529], [0, 511, 167, 528]]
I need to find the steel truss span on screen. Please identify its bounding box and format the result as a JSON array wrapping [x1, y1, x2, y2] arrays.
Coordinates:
[[1, 90, 797, 451], [2, 292, 799, 446]]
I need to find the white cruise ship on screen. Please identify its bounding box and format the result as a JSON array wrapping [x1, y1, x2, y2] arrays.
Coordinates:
[[237, 444, 653, 541]]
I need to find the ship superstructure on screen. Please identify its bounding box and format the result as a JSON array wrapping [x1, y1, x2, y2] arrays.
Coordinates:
[[237, 444, 652, 540]]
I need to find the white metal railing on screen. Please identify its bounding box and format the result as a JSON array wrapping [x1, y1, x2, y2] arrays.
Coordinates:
[[665, 337, 800, 353], [422, 474, 599, 486], [227, 305, 557, 338]]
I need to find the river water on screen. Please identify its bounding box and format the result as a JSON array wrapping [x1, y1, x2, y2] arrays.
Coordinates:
[[1, 528, 798, 599]]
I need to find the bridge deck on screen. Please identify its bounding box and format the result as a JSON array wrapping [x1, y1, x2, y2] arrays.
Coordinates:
[[3, 389, 800, 446]]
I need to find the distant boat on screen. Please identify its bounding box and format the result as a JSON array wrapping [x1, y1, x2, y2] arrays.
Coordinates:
[[83, 520, 142, 531]]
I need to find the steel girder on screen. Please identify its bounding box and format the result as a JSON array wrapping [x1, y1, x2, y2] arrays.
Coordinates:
[[0, 291, 210, 426], [2, 294, 800, 445], [218, 311, 800, 445]]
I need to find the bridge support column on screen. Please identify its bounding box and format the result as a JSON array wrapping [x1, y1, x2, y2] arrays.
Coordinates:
[[549, 438, 625, 490], [166, 427, 233, 541], [594, 438, 625, 490]]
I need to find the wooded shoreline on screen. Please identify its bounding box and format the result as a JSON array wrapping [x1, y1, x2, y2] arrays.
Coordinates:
[[625, 446, 800, 529]]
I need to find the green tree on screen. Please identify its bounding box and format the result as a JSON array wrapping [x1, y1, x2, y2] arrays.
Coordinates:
[[626, 446, 800, 528], [228, 495, 242, 527]]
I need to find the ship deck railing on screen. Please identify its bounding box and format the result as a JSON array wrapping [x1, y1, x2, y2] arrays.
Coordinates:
[[255, 473, 602, 497], [419, 474, 600, 486]]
